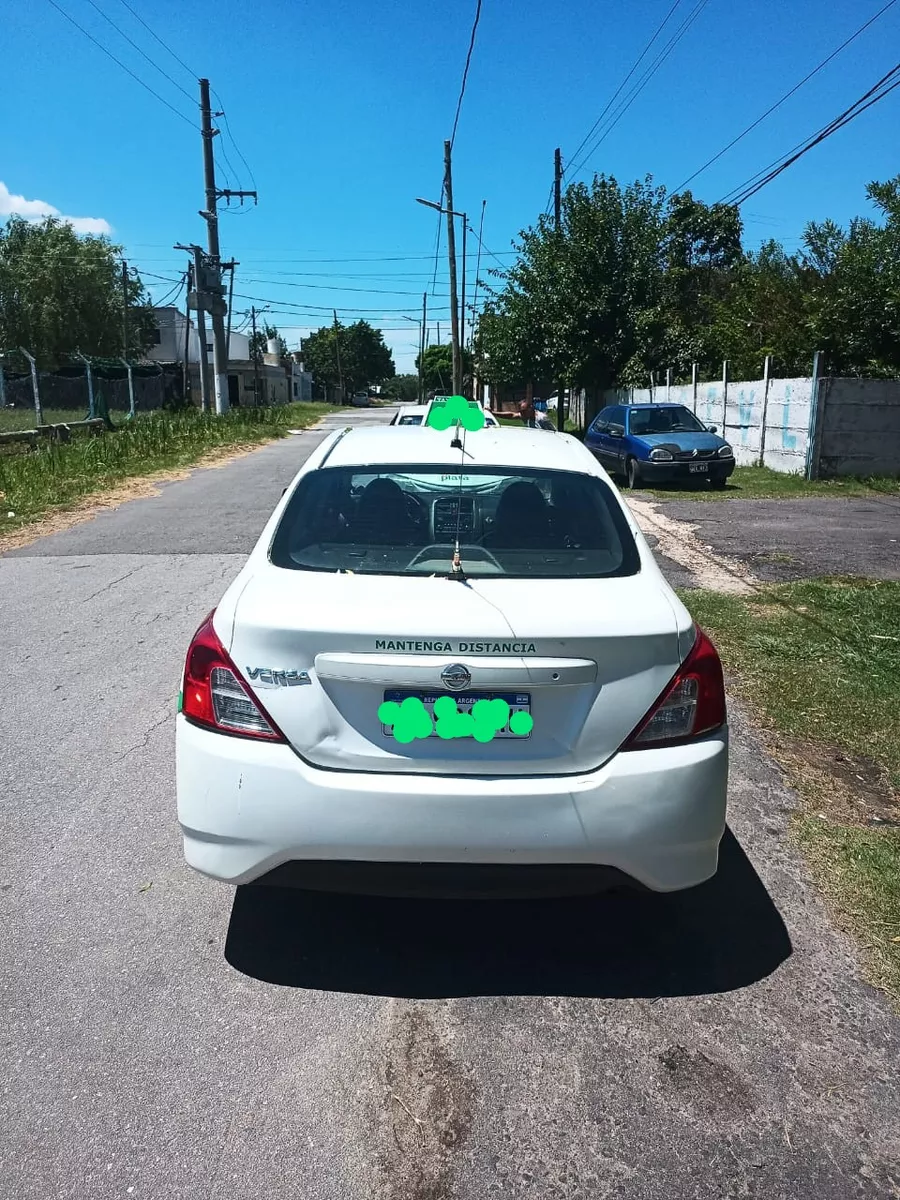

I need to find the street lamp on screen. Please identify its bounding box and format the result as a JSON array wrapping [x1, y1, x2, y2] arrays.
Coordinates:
[[415, 196, 467, 396]]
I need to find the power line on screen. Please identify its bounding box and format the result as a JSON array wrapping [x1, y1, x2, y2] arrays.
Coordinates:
[[44, 0, 197, 128], [81, 0, 196, 103], [720, 62, 900, 206], [213, 90, 258, 193], [566, 0, 711, 180], [114, 0, 197, 78], [240, 276, 446, 296], [231, 290, 452, 314], [450, 0, 483, 149], [564, 0, 683, 177], [674, 0, 900, 192]]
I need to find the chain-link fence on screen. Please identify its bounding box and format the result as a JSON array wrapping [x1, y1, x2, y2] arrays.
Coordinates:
[[1, 365, 167, 431]]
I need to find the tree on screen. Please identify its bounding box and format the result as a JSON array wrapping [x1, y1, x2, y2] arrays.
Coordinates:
[[302, 319, 395, 394], [0, 216, 154, 367], [249, 323, 288, 362], [415, 343, 473, 391], [383, 373, 420, 401]]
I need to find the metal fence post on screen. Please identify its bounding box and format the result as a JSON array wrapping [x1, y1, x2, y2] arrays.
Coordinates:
[[758, 354, 771, 468], [691, 362, 698, 414], [121, 358, 136, 419], [721, 360, 728, 433], [76, 351, 95, 419], [666, 367, 672, 403], [805, 350, 824, 480], [19, 348, 42, 426]]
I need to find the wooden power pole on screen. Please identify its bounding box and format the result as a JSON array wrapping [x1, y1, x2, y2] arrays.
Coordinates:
[[554, 147, 565, 434], [443, 139, 462, 397]]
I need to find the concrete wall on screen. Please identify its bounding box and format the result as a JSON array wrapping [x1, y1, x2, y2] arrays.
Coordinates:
[[601, 375, 813, 474], [817, 378, 900, 477]]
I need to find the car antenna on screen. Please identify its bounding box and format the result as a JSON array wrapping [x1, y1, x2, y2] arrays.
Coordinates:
[[448, 419, 467, 581]]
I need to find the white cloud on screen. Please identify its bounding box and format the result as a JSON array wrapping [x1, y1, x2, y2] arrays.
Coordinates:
[[0, 181, 112, 235]]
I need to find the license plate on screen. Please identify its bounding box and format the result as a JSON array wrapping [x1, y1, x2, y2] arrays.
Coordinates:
[[381, 690, 532, 738], [688, 462, 708, 473]]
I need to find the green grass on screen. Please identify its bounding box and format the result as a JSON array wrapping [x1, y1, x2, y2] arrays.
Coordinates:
[[637, 464, 900, 501], [0, 402, 330, 531], [683, 579, 900, 999]]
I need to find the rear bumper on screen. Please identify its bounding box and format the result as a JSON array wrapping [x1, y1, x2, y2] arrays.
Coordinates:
[[637, 458, 735, 483], [176, 717, 728, 893]]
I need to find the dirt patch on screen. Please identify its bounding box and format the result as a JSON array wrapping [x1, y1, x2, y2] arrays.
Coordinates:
[[375, 1003, 474, 1200], [773, 736, 900, 828], [0, 442, 264, 555], [656, 1044, 755, 1119], [625, 496, 757, 594]]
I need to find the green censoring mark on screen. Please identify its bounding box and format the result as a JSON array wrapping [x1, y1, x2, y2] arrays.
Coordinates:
[[378, 695, 534, 743], [426, 395, 485, 432]]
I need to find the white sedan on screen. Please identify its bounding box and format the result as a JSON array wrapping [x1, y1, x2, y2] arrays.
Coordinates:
[[176, 426, 728, 894], [390, 403, 499, 428]]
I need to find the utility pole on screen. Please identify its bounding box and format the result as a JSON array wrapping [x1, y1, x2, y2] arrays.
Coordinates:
[[177, 244, 212, 413], [443, 140, 462, 397], [460, 214, 467, 380], [182, 260, 193, 402], [198, 79, 256, 415], [224, 260, 238, 359], [250, 306, 260, 407], [420, 291, 427, 403], [121, 259, 130, 360], [554, 148, 565, 434], [333, 310, 344, 404]]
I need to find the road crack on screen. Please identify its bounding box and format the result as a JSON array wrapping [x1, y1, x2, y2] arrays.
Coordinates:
[[81, 563, 148, 603], [111, 709, 171, 765]]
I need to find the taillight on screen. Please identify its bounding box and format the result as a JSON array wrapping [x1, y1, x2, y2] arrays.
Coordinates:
[[181, 612, 285, 742], [622, 627, 726, 750]]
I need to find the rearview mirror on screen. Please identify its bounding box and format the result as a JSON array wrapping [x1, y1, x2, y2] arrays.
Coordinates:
[[609, 424, 625, 437], [706, 424, 718, 433]]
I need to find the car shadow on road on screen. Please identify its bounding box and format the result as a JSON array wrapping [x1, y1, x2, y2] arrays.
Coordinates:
[[224, 829, 791, 1000]]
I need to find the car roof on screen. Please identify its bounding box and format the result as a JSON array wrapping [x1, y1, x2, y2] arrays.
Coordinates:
[[320, 426, 598, 474], [628, 402, 691, 410]]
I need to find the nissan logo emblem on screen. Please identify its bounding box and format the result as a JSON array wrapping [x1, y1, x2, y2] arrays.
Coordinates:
[[441, 663, 471, 691]]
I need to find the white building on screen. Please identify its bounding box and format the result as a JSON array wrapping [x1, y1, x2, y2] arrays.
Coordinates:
[[148, 306, 251, 365]]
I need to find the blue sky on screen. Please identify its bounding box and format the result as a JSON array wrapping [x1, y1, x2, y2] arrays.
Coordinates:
[[2, 0, 899, 372]]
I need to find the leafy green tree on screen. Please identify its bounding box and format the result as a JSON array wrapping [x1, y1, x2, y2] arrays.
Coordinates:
[[302, 319, 395, 395], [249, 323, 288, 361], [0, 216, 155, 367], [415, 343, 473, 391], [384, 373, 420, 401]]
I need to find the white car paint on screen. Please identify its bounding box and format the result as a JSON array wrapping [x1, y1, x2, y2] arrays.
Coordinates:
[[176, 426, 728, 893]]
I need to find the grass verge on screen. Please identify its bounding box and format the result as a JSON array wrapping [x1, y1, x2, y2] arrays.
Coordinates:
[[637, 464, 899, 501], [683, 578, 900, 1000], [0, 402, 330, 531]]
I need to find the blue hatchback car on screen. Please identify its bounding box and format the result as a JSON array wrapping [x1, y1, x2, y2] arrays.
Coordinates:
[[584, 402, 735, 490]]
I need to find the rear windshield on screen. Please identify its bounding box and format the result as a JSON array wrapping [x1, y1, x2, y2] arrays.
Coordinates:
[[270, 464, 640, 578], [397, 414, 423, 425]]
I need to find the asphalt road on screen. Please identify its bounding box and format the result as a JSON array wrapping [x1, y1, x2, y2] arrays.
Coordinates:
[[2, 407, 899, 1200], [643, 494, 900, 584]]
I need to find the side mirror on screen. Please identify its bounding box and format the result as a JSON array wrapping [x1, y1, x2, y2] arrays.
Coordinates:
[[707, 424, 718, 433], [609, 424, 625, 438], [282, 487, 288, 497]]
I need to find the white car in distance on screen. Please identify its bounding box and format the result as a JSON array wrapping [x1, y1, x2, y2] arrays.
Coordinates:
[[390, 403, 499, 428], [176, 425, 728, 896]]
